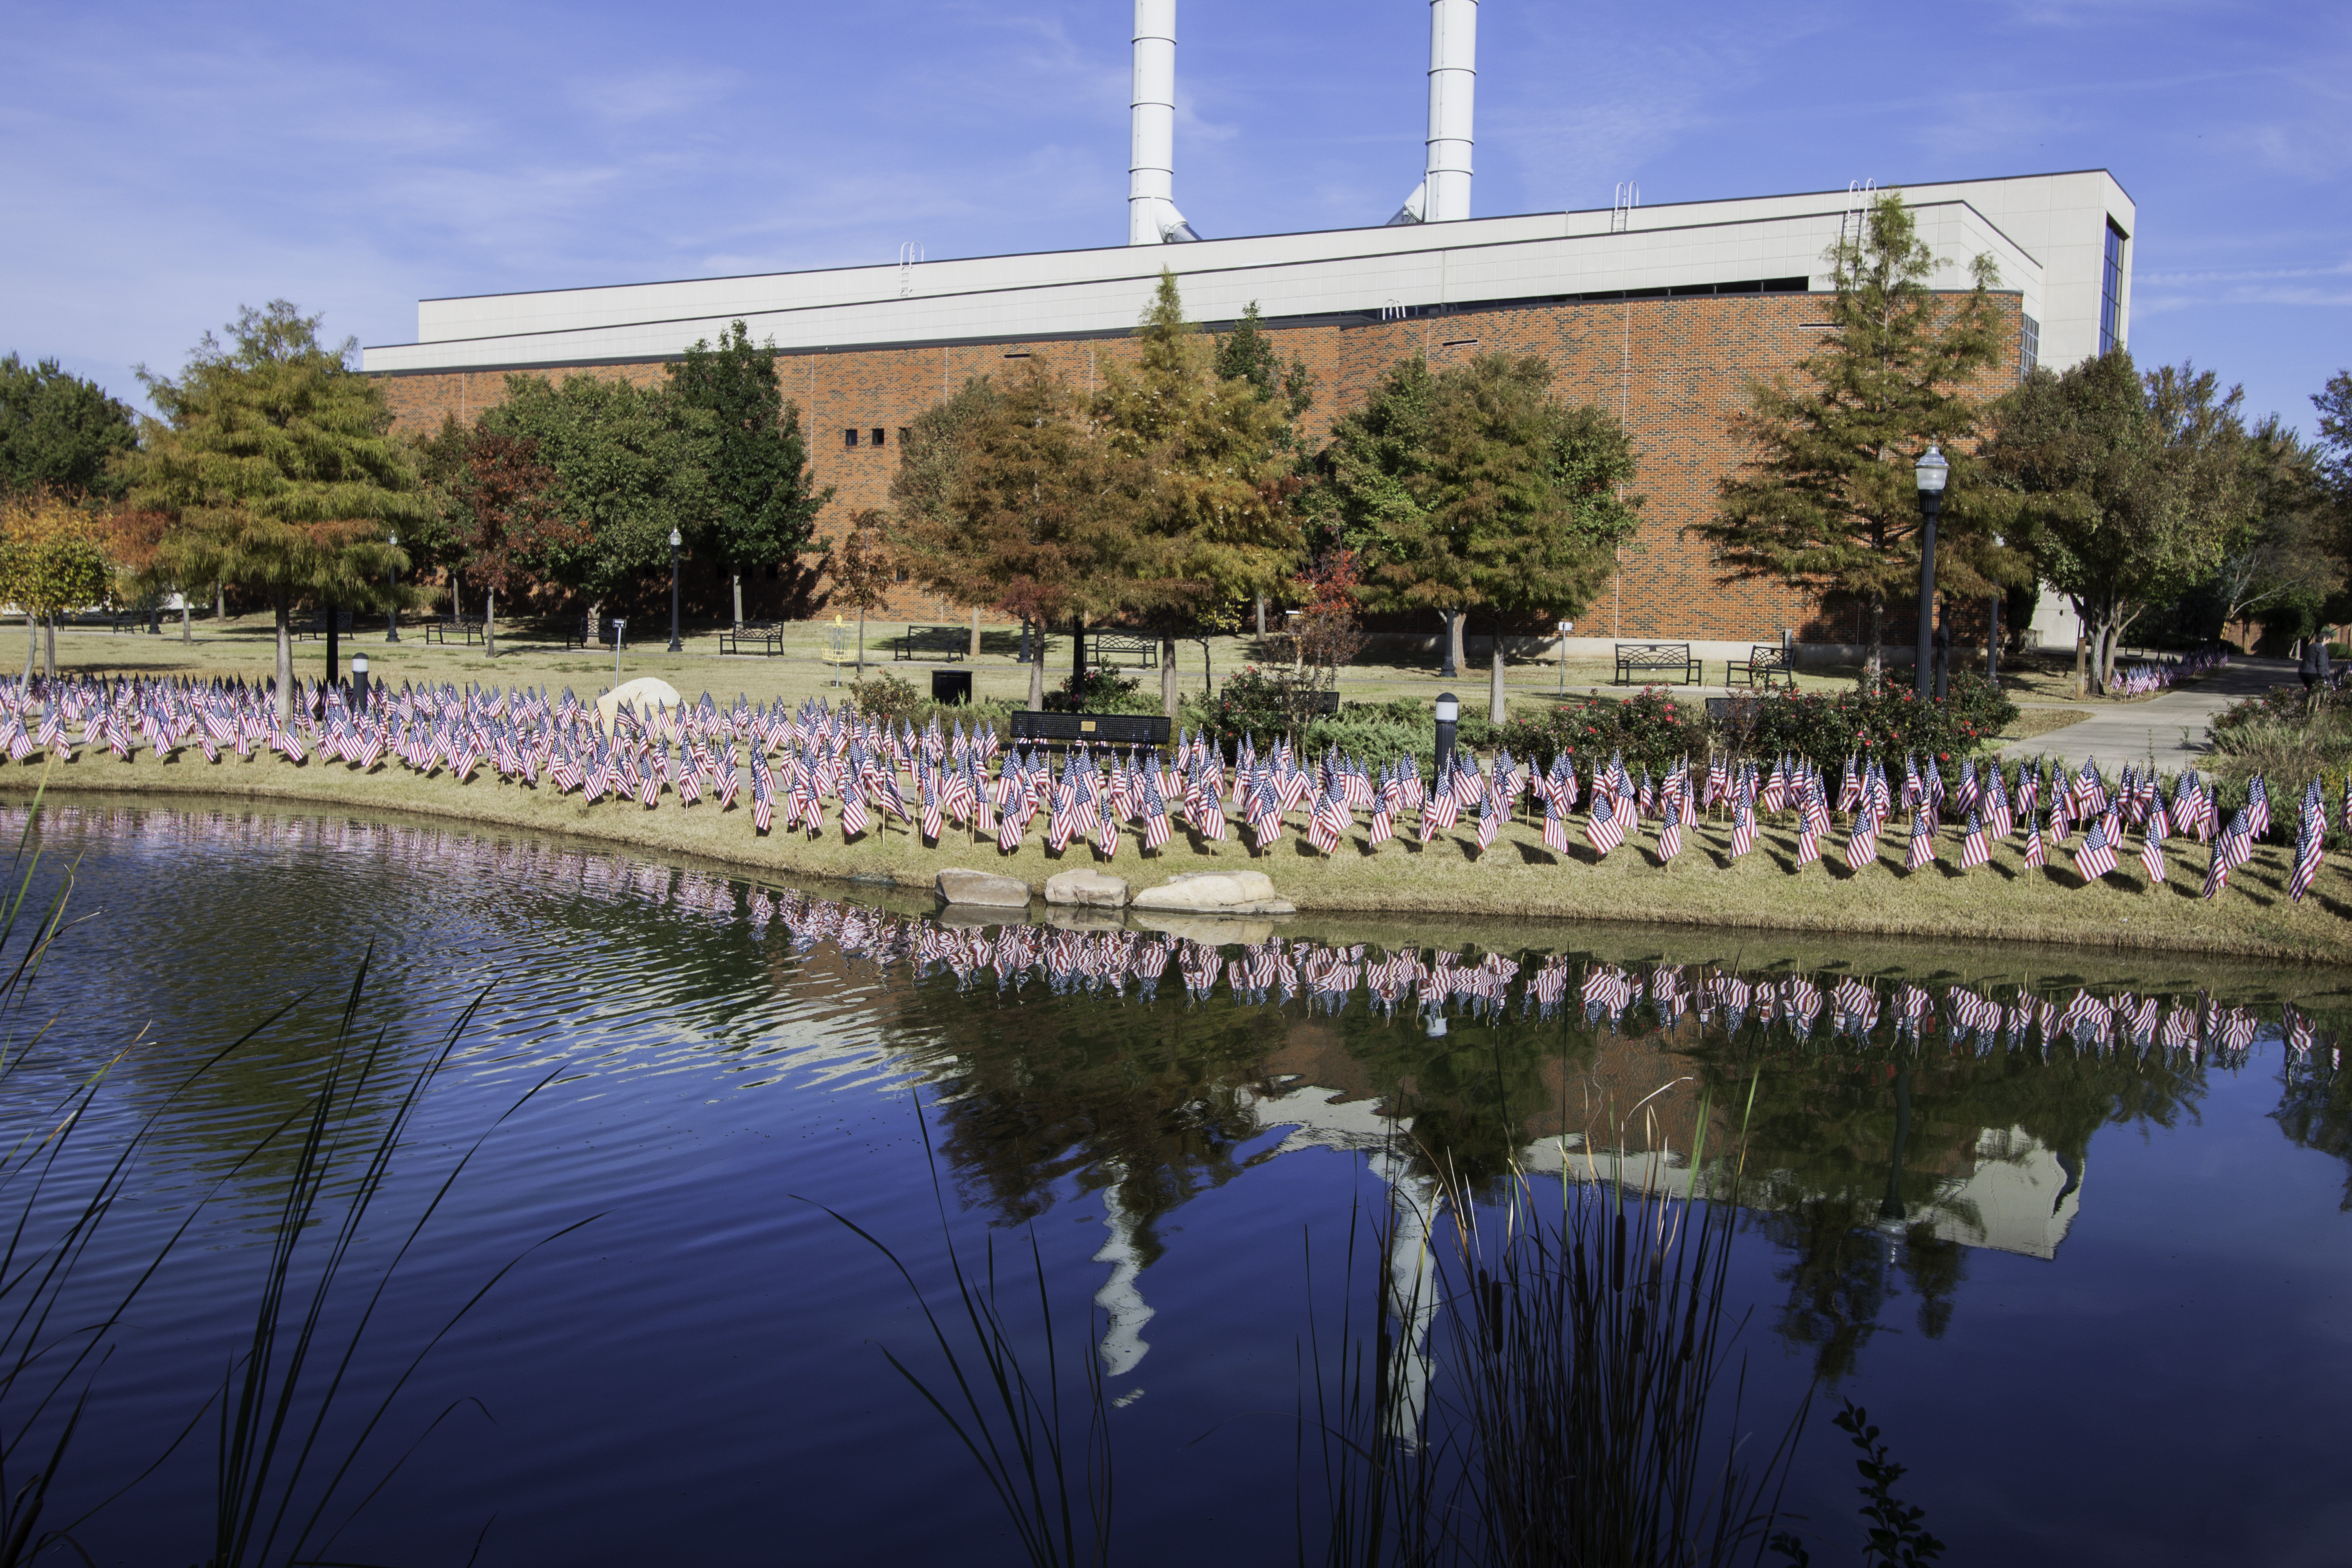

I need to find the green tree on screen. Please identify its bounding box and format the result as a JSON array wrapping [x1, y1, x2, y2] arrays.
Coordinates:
[[945, 364, 1130, 709], [1696, 192, 2015, 688], [664, 321, 828, 628], [2204, 416, 2339, 642], [2312, 370, 2352, 574], [478, 371, 707, 620], [1315, 352, 1641, 718], [1986, 352, 2255, 691], [884, 374, 1002, 649], [123, 302, 419, 718], [1212, 302, 1315, 439], [1096, 273, 1303, 714], [0, 354, 137, 499]]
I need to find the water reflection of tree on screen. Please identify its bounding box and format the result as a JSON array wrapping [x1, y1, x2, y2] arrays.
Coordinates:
[[2272, 1057, 2352, 1211], [1689, 1030, 2209, 1383]]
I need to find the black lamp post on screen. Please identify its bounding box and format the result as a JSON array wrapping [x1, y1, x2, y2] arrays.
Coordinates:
[[666, 528, 683, 653], [1913, 445, 1948, 699], [1433, 691, 1460, 779], [385, 532, 401, 642]]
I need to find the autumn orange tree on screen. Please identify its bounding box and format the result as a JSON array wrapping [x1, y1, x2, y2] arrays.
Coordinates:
[[450, 429, 584, 658]]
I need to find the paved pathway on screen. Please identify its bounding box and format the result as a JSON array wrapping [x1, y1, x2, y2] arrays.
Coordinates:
[[2000, 657, 2296, 770]]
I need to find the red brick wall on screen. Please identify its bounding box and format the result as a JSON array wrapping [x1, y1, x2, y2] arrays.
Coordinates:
[[374, 291, 2020, 638]]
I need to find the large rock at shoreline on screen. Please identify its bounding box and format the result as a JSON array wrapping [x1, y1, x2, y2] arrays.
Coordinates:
[[597, 677, 683, 734], [1132, 870, 1296, 915], [935, 867, 1032, 909], [1044, 868, 1130, 908]]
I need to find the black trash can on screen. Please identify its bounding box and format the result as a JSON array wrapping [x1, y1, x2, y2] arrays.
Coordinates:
[[931, 668, 973, 706]]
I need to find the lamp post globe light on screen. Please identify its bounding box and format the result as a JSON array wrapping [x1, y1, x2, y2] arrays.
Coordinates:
[[350, 653, 369, 714], [1433, 691, 1460, 778], [1913, 445, 1948, 700], [385, 533, 400, 642], [667, 528, 684, 653]]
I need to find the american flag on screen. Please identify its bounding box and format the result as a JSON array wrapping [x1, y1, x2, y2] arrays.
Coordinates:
[[1905, 808, 1936, 872], [2140, 801, 2167, 884], [2203, 807, 2253, 900], [1960, 812, 1989, 870], [2072, 814, 2118, 882], [840, 778, 872, 839], [1730, 797, 1756, 859], [1587, 791, 1623, 856], [1471, 789, 1498, 855], [2288, 781, 2324, 902], [920, 777, 943, 842], [1657, 796, 1683, 862], [1843, 804, 1881, 871], [1541, 790, 1568, 854], [2247, 774, 2272, 838], [1141, 774, 1172, 851], [2022, 812, 2045, 868]]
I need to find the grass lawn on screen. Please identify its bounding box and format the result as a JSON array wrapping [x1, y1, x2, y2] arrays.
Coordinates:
[[6, 736, 2345, 964]]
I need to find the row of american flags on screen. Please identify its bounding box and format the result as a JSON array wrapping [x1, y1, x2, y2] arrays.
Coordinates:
[[4, 677, 2339, 905], [12, 799, 2335, 1072]]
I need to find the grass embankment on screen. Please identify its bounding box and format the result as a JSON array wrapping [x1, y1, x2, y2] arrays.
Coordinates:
[[6, 744, 2345, 964]]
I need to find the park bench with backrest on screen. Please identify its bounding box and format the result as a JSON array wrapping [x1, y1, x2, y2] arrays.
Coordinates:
[[1731, 643, 1795, 690], [293, 608, 355, 641], [895, 624, 967, 662], [1613, 641, 1700, 686], [1009, 711, 1172, 750], [424, 614, 483, 646], [1088, 633, 1159, 669], [719, 620, 785, 656]]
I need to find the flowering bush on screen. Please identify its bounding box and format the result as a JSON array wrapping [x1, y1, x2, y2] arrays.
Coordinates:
[[1714, 672, 2017, 770], [1495, 688, 1699, 774]]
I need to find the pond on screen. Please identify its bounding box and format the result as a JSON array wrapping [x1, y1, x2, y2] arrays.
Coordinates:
[[4, 800, 2349, 1567]]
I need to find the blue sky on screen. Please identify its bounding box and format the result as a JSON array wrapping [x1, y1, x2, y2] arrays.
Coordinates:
[[4, 0, 2346, 433]]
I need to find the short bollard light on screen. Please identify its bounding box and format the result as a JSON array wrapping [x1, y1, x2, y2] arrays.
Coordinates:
[[350, 654, 369, 714], [1434, 690, 1460, 778]]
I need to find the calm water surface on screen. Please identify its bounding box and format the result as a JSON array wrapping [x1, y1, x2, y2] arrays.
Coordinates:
[[5, 802, 2349, 1567]]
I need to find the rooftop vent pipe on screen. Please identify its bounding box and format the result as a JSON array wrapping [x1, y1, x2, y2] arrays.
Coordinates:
[[1129, 0, 1200, 244], [1388, 0, 1476, 226]]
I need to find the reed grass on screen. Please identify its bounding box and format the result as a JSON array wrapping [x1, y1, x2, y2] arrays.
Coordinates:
[[807, 1094, 1114, 1568], [1307, 1087, 1804, 1568]]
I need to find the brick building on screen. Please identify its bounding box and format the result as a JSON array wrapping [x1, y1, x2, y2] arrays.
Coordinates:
[[365, 168, 2132, 652]]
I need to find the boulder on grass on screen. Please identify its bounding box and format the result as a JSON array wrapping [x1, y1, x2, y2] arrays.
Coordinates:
[[596, 677, 682, 735], [1131, 870, 1296, 915], [934, 867, 1032, 909], [1044, 868, 1131, 908]]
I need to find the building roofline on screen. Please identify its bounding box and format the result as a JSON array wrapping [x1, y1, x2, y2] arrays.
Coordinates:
[[369, 198, 2031, 358], [404, 170, 2109, 309]]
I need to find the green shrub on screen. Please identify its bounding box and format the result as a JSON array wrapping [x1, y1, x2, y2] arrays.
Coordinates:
[[1042, 666, 1159, 714], [850, 671, 926, 723], [1494, 687, 1705, 774]]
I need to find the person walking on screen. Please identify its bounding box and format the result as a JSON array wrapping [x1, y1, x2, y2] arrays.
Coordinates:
[[2300, 637, 2332, 692]]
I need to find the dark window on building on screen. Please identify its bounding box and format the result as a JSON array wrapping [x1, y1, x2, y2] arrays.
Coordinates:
[[843, 428, 859, 449], [872, 427, 886, 448], [2099, 220, 2127, 356], [2020, 314, 2041, 380]]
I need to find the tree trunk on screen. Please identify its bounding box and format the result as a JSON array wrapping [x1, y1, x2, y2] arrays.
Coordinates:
[[1444, 610, 1466, 678], [1489, 637, 1507, 723], [486, 586, 497, 659], [1863, 593, 1885, 691], [1255, 594, 1267, 637], [272, 596, 294, 721], [1071, 616, 1086, 695], [326, 603, 341, 683], [1161, 635, 1179, 718], [213, 581, 225, 621], [1026, 641, 1044, 709], [855, 606, 865, 677], [732, 572, 744, 631], [42, 616, 55, 682], [180, 593, 191, 644], [19, 614, 35, 696], [969, 606, 982, 660]]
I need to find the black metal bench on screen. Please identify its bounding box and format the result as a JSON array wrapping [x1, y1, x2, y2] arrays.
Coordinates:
[[1731, 643, 1794, 689], [292, 608, 355, 641], [895, 625, 966, 662], [1090, 633, 1158, 669], [719, 620, 785, 656], [1009, 711, 1172, 749], [560, 612, 602, 651], [1613, 641, 1699, 686], [424, 615, 484, 646]]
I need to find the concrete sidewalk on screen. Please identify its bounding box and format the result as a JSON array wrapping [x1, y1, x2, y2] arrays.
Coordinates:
[[2000, 657, 2295, 770]]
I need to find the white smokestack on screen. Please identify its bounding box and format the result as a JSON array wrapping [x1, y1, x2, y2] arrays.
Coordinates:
[[1390, 0, 1476, 225], [1129, 0, 1199, 245]]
